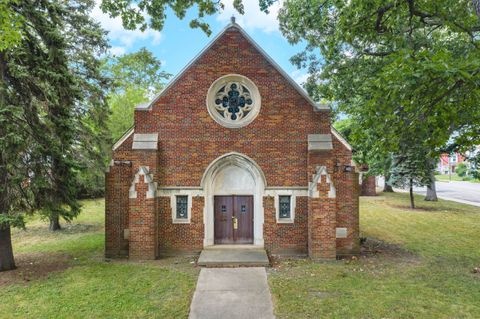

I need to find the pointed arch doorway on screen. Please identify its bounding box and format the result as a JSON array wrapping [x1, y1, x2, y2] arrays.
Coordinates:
[[201, 152, 266, 246]]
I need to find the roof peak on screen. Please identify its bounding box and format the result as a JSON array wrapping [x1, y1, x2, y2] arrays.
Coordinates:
[[135, 20, 329, 112]]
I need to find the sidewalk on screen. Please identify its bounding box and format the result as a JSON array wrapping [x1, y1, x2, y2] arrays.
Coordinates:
[[189, 267, 275, 319]]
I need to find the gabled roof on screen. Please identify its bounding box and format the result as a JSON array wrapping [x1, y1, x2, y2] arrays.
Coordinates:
[[136, 21, 329, 112], [331, 127, 353, 151]]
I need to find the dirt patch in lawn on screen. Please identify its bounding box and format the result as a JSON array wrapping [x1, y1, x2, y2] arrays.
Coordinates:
[[388, 203, 447, 213], [360, 237, 418, 260], [0, 252, 71, 286]]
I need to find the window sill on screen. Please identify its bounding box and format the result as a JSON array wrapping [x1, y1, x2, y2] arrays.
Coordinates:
[[276, 219, 294, 224], [172, 219, 190, 224]]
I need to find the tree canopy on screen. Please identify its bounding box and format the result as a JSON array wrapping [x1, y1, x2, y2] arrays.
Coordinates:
[[278, 0, 480, 156], [103, 48, 171, 141], [0, 0, 109, 271]]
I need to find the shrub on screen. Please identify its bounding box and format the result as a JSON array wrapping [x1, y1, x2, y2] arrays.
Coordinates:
[[456, 163, 468, 177]]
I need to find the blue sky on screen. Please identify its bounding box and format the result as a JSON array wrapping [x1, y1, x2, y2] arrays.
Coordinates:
[[90, 0, 310, 86]]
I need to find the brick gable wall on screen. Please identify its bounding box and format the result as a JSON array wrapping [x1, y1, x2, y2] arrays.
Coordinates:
[[105, 25, 359, 259]]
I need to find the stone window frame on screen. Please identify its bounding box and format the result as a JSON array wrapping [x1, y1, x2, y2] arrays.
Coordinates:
[[274, 192, 296, 224], [171, 194, 193, 224], [206, 74, 261, 129]]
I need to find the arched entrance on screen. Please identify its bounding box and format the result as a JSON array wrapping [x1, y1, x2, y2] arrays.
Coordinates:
[[201, 152, 266, 246]]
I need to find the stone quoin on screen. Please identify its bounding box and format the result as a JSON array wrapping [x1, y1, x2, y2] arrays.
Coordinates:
[[105, 21, 360, 260]]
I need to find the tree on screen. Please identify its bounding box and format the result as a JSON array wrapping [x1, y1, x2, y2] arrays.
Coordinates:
[[276, 0, 480, 190], [0, 0, 108, 271], [456, 162, 468, 177], [108, 87, 148, 141], [474, 0, 480, 17], [334, 118, 395, 193], [424, 160, 439, 201], [0, 0, 23, 50], [100, 0, 247, 36], [389, 145, 434, 209], [103, 48, 171, 141]]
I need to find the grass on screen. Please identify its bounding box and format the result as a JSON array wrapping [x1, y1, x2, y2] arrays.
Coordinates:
[[268, 192, 480, 319], [1, 199, 199, 319], [3, 194, 480, 318], [436, 173, 480, 183]]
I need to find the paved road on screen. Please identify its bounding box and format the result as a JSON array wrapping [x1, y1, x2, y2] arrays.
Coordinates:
[[189, 268, 275, 319], [411, 181, 480, 207]]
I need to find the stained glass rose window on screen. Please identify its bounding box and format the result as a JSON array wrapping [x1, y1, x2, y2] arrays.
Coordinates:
[[207, 74, 261, 128]]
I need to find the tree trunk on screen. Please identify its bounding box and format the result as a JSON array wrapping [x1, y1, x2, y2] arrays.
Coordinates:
[[425, 173, 438, 201], [383, 164, 394, 192], [383, 176, 394, 192], [49, 214, 61, 231], [0, 46, 16, 272], [424, 163, 438, 201], [0, 224, 16, 272], [409, 179, 415, 209]]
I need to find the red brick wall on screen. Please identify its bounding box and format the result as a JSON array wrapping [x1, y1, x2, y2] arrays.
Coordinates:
[[128, 174, 158, 260], [105, 26, 359, 259], [134, 27, 330, 187], [157, 196, 204, 255], [361, 175, 377, 196], [336, 170, 360, 256], [308, 174, 337, 259], [105, 162, 131, 258], [263, 196, 308, 255]]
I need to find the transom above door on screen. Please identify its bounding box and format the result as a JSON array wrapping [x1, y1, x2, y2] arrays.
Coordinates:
[[214, 195, 253, 244]]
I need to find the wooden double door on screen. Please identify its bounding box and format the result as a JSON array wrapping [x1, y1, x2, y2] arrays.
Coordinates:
[[214, 195, 254, 244]]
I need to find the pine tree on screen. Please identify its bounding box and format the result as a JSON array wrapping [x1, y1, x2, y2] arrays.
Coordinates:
[[389, 146, 434, 209], [0, 0, 108, 271]]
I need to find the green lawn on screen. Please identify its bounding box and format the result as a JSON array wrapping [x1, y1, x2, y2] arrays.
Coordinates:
[[269, 192, 480, 319], [2, 195, 480, 318], [1, 199, 199, 319], [436, 173, 480, 183]]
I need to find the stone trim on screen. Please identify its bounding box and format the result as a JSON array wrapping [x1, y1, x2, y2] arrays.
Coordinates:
[[264, 189, 308, 224], [171, 194, 192, 224], [157, 188, 203, 224], [132, 133, 158, 150], [336, 227, 348, 238], [308, 134, 333, 151], [309, 166, 336, 199], [129, 166, 157, 199], [200, 152, 267, 188], [206, 74, 261, 128]]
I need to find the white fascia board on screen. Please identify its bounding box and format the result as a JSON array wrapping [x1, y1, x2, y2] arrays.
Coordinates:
[[331, 127, 353, 151], [112, 127, 134, 151]]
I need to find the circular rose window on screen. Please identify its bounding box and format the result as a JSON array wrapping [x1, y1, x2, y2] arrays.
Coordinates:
[[206, 74, 261, 128]]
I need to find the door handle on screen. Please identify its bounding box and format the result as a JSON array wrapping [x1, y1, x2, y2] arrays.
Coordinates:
[[232, 216, 238, 230]]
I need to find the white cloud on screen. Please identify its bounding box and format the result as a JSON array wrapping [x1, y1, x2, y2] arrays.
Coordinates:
[[291, 70, 309, 86], [91, 1, 162, 53], [216, 0, 283, 33], [109, 46, 126, 56]]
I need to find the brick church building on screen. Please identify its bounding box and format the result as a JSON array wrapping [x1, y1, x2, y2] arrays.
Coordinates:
[[105, 20, 360, 260]]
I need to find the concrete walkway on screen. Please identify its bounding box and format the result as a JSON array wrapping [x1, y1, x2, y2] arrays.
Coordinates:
[[197, 247, 270, 267], [189, 268, 275, 319]]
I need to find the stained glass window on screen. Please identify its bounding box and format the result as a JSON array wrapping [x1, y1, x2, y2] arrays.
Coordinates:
[[207, 75, 261, 128], [279, 196, 291, 219], [214, 82, 254, 121], [176, 196, 188, 220]]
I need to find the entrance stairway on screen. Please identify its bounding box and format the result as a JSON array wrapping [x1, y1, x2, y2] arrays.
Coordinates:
[[197, 246, 270, 267]]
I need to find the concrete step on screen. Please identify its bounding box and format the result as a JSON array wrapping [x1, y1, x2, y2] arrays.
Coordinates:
[[197, 247, 270, 267]]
